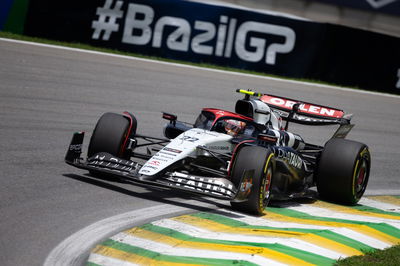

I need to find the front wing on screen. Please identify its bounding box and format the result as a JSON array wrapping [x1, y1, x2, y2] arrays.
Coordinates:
[[65, 132, 251, 201]]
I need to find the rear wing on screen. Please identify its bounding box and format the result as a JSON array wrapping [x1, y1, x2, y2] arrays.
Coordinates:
[[260, 94, 351, 125], [236, 89, 354, 138]]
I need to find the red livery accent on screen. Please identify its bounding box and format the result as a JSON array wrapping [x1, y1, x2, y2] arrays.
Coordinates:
[[203, 108, 253, 121], [260, 95, 344, 119], [121, 111, 135, 157]]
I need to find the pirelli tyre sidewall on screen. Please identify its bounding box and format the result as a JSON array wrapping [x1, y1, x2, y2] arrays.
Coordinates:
[[316, 138, 371, 205], [230, 145, 275, 215], [87, 112, 132, 160]]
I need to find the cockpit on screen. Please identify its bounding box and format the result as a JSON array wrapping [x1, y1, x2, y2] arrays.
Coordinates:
[[194, 109, 265, 137]]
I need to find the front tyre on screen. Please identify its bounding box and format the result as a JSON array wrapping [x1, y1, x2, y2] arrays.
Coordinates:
[[316, 138, 371, 205], [230, 146, 274, 215], [87, 112, 134, 160]]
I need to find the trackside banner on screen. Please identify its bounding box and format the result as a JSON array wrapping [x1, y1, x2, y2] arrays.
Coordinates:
[[25, 0, 321, 78], [23, 0, 400, 94]]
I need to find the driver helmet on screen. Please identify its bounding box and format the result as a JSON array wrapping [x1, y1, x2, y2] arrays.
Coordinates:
[[224, 119, 246, 136]]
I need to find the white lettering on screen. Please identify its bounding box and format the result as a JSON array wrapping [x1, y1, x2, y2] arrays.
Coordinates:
[[285, 100, 296, 108], [123, 3, 154, 45], [153, 16, 190, 51], [270, 98, 285, 106], [320, 108, 335, 116], [308, 105, 320, 114], [224, 18, 237, 58], [118, 3, 298, 65], [215, 16, 228, 56], [191, 21, 216, 55], [235, 21, 295, 64]]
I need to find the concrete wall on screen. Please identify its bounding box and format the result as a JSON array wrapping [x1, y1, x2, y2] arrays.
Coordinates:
[[198, 0, 400, 37]]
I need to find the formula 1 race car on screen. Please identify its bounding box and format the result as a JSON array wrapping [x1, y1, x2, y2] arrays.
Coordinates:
[[65, 89, 371, 215]]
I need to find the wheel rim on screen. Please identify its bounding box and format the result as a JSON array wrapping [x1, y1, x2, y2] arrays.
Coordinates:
[[263, 166, 272, 207], [356, 160, 368, 195], [353, 147, 370, 200]]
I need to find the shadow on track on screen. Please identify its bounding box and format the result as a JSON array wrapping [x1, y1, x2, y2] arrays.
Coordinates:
[[63, 173, 231, 213]]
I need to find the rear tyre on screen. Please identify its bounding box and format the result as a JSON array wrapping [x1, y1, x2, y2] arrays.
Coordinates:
[[87, 112, 133, 160], [316, 138, 371, 205], [230, 146, 274, 215]]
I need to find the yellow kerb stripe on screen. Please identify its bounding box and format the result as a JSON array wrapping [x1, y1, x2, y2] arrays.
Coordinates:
[[125, 227, 314, 266], [263, 212, 399, 246], [368, 196, 400, 206], [172, 215, 363, 257], [92, 245, 195, 266], [312, 201, 400, 221]]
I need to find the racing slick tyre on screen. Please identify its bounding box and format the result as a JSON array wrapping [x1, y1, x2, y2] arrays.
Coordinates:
[[87, 112, 135, 160], [230, 145, 274, 215], [316, 138, 371, 205]]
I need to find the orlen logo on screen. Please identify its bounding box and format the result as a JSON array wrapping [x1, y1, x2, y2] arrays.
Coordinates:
[[261, 95, 344, 118], [121, 3, 296, 65]]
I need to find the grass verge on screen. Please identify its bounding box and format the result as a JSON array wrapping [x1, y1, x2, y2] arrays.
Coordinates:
[[335, 245, 400, 266]]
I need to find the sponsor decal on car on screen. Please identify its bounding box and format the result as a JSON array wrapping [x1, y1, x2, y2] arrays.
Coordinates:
[[142, 165, 158, 170], [163, 147, 182, 154], [156, 151, 176, 158], [261, 95, 344, 118], [276, 149, 303, 169], [148, 160, 161, 166], [69, 144, 82, 151], [167, 172, 235, 196], [151, 156, 169, 162]]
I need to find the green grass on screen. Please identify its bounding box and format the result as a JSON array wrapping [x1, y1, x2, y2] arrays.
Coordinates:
[[0, 30, 356, 91], [335, 245, 400, 266]]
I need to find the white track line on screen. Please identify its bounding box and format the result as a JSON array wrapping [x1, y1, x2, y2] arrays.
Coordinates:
[[43, 204, 192, 266], [1, 37, 399, 99]]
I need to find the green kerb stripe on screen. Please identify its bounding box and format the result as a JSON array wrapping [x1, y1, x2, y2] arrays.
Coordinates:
[[100, 239, 257, 266], [190, 212, 374, 252], [267, 207, 400, 239], [86, 262, 101, 266], [352, 205, 400, 217], [141, 224, 335, 265]]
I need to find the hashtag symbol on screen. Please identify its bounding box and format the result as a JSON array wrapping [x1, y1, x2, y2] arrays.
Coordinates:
[[92, 0, 124, 41]]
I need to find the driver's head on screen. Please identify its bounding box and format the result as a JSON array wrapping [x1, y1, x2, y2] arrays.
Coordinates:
[[224, 119, 246, 136]]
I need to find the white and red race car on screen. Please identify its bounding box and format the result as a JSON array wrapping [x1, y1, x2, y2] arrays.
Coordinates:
[[65, 89, 370, 215]]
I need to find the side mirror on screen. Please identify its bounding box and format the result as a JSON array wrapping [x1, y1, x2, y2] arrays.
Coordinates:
[[162, 112, 177, 125]]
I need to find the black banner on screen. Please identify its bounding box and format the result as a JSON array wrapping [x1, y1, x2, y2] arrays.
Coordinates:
[[24, 0, 400, 94], [26, 0, 322, 78]]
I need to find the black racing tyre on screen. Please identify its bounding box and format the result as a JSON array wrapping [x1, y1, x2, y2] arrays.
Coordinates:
[[316, 138, 371, 205], [87, 112, 132, 160], [230, 145, 274, 215]]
